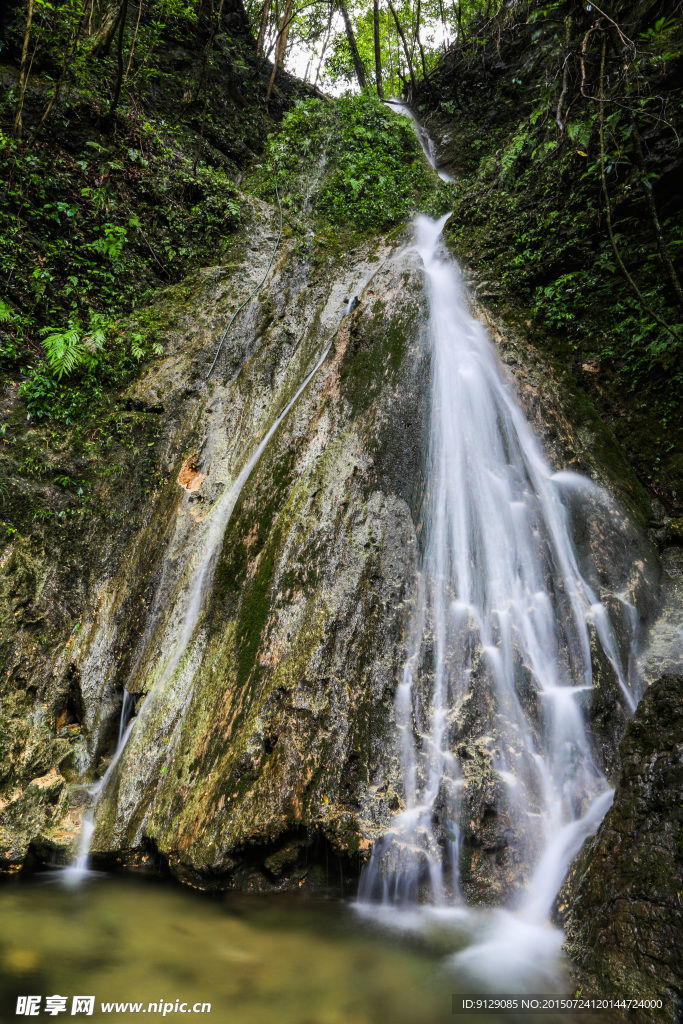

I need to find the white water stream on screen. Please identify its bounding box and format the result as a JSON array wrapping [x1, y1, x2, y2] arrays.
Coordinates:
[[358, 210, 640, 987], [385, 99, 453, 182], [62, 337, 335, 879]]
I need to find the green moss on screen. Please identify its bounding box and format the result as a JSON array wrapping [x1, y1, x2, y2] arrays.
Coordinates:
[[459, 842, 473, 882], [214, 442, 297, 606], [345, 832, 361, 854], [340, 292, 417, 417], [234, 528, 280, 692]]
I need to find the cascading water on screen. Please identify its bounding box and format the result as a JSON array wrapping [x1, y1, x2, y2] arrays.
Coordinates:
[[63, 339, 336, 875], [359, 212, 641, 986], [59, 99, 650, 994], [61, 691, 137, 883], [385, 100, 453, 182]]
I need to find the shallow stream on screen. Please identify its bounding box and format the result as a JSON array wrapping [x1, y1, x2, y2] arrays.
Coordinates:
[[0, 876, 605, 1023]]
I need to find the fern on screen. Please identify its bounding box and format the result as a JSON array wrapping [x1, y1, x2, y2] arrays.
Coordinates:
[[567, 120, 591, 150], [131, 338, 146, 361], [0, 298, 14, 322], [82, 328, 107, 356], [500, 131, 528, 177], [41, 325, 84, 380]]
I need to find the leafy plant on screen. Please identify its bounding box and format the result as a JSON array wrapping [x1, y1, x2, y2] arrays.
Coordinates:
[[129, 331, 163, 362], [262, 94, 434, 230], [0, 297, 26, 362], [40, 323, 84, 379], [91, 224, 128, 263], [40, 312, 109, 380]]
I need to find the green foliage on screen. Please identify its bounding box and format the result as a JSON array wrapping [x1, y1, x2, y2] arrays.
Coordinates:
[[40, 324, 83, 380], [261, 94, 433, 230], [18, 313, 164, 423], [424, 0, 683, 501], [39, 311, 111, 380], [0, 10, 253, 424], [639, 17, 681, 66], [91, 224, 129, 263], [499, 130, 528, 178]]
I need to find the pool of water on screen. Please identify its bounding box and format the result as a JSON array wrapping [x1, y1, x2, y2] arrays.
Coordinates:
[[0, 874, 596, 1023]]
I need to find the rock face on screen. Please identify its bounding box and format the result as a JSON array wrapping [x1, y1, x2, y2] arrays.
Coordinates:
[[86, 226, 432, 884], [558, 673, 683, 1021], [0, 186, 677, 896]]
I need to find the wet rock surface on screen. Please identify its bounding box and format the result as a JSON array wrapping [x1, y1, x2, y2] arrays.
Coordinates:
[[557, 673, 683, 1022], [0, 195, 679, 899], [86, 231, 430, 886]]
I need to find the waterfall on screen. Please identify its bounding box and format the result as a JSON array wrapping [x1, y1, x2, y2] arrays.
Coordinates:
[[63, 337, 336, 875], [385, 100, 453, 182], [359, 213, 640, 985]]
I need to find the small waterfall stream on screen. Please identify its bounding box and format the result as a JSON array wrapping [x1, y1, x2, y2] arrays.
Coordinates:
[[64, 337, 336, 877], [385, 100, 453, 182], [65, 247, 392, 876], [358, 210, 640, 985]]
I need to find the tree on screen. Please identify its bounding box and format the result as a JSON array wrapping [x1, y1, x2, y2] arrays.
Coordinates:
[[255, 0, 270, 55], [108, 0, 129, 117], [387, 0, 416, 95], [266, 0, 294, 101], [373, 0, 383, 97], [339, 0, 367, 90], [13, 0, 34, 138]]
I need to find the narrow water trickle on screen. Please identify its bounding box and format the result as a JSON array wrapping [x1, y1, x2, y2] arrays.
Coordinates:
[[358, 212, 640, 988], [61, 690, 137, 883], [65, 251, 390, 875], [64, 339, 335, 875], [385, 99, 453, 182]]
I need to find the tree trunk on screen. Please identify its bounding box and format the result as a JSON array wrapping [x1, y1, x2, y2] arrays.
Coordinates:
[[412, 0, 429, 82], [453, 0, 461, 41], [373, 0, 383, 98], [13, 0, 34, 139], [314, 2, 334, 86], [413, 0, 429, 85], [387, 0, 415, 96], [89, 0, 123, 56], [339, 0, 366, 91], [35, 2, 88, 134], [255, 0, 270, 56], [387, 16, 394, 94], [438, 0, 447, 51], [124, 0, 142, 79], [194, 0, 225, 171], [265, 0, 292, 102], [108, 0, 128, 116]]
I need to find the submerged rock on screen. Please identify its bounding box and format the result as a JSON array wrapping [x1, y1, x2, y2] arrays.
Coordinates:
[[557, 673, 683, 1022]]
